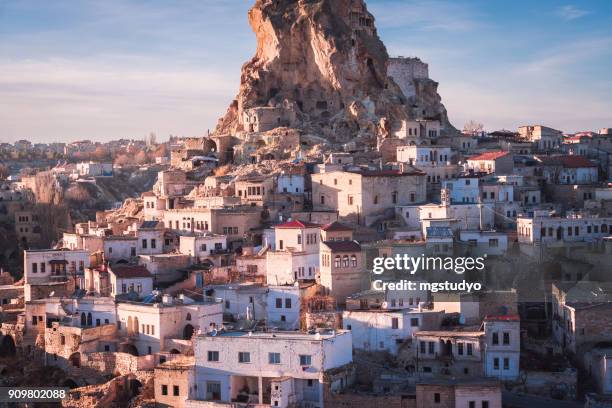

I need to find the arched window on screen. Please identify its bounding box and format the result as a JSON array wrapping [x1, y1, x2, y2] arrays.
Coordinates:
[[81, 312, 86, 327], [186, 313, 192, 321], [334, 256, 341, 268], [87, 312, 92, 327], [603, 224, 609, 233], [351, 255, 357, 267], [134, 317, 139, 334], [342, 255, 349, 268]]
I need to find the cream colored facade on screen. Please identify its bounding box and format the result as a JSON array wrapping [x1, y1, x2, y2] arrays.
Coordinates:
[[312, 169, 426, 226]]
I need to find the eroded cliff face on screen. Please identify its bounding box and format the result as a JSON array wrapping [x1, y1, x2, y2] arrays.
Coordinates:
[[215, 0, 455, 144]]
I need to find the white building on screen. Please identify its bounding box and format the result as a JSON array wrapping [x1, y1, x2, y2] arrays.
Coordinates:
[[116, 296, 223, 356], [483, 315, 520, 380], [441, 177, 480, 204], [24, 249, 90, 284], [76, 162, 113, 177], [459, 230, 508, 256], [136, 221, 165, 256], [267, 285, 301, 330], [517, 212, 612, 245], [343, 308, 443, 354], [207, 283, 268, 322], [465, 151, 513, 175], [108, 265, 153, 299], [276, 173, 305, 194], [103, 236, 137, 263], [396, 144, 457, 184], [190, 330, 352, 407], [537, 155, 598, 185], [179, 233, 227, 264]]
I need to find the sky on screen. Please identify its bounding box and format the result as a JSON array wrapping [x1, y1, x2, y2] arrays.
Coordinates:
[[0, 0, 611, 143]]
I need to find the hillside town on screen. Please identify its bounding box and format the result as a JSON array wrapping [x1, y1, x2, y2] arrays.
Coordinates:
[[2, 1, 612, 408]]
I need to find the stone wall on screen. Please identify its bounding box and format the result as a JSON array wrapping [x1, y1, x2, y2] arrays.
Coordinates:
[[304, 311, 343, 330]]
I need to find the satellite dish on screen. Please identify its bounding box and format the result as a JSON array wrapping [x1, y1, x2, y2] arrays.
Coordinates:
[[210, 329, 218, 337], [49, 291, 55, 297]]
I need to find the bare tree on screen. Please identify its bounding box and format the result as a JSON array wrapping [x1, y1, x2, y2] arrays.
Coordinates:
[[463, 120, 484, 136]]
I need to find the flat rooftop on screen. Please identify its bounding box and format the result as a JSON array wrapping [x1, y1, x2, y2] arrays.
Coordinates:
[[202, 329, 349, 340]]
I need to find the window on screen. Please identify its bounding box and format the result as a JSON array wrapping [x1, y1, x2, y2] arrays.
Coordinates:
[[348, 195, 353, 205], [503, 357, 509, 370], [32, 263, 37, 273], [342, 255, 349, 267], [297, 234, 302, 244], [351, 255, 357, 267], [285, 298, 292, 308], [503, 332, 510, 345], [142, 239, 147, 249], [276, 298, 282, 308], [391, 318, 399, 329], [279, 240, 284, 250], [469, 402, 475, 408], [151, 239, 156, 249], [225, 300, 230, 309], [238, 352, 251, 363], [493, 357, 499, 369], [334, 256, 341, 268], [299, 354, 312, 366], [41, 263, 46, 273], [208, 351, 219, 362], [161, 385, 168, 396], [373, 195, 379, 205], [488, 239, 499, 248], [173, 385, 179, 396], [482, 402, 489, 408], [428, 342, 435, 354], [467, 343, 473, 355], [492, 332, 499, 345], [423, 366, 432, 373], [458, 342, 464, 355], [205, 382, 222, 401], [269, 352, 281, 364], [420, 341, 426, 354], [410, 318, 419, 327], [434, 393, 440, 403]]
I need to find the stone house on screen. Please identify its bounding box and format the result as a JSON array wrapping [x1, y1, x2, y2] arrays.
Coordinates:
[[319, 240, 366, 304], [465, 151, 513, 175], [108, 265, 153, 299], [116, 296, 223, 356], [154, 356, 195, 408], [343, 308, 443, 354], [189, 330, 352, 407], [312, 168, 427, 226], [483, 315, 520, 380]]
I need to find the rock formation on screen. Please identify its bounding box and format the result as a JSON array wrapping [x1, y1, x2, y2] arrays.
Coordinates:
[[214, 0, 456, 148]]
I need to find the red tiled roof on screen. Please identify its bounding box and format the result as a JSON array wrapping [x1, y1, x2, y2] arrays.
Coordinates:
[[484, 314, 520, 322], [321, 221, 353, 232], [468, 151, 510, 161], [275, 220, 320, 229], [109, 265, 152, 279], [538, 155, 596, 168]]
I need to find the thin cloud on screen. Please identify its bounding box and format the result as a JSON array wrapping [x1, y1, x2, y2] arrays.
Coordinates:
[[369, 0, 480, 32], [555, 5, 590, 21]]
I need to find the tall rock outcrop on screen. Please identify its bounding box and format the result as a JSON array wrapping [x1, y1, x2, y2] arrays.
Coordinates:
[[215, 0, 455, 145]]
